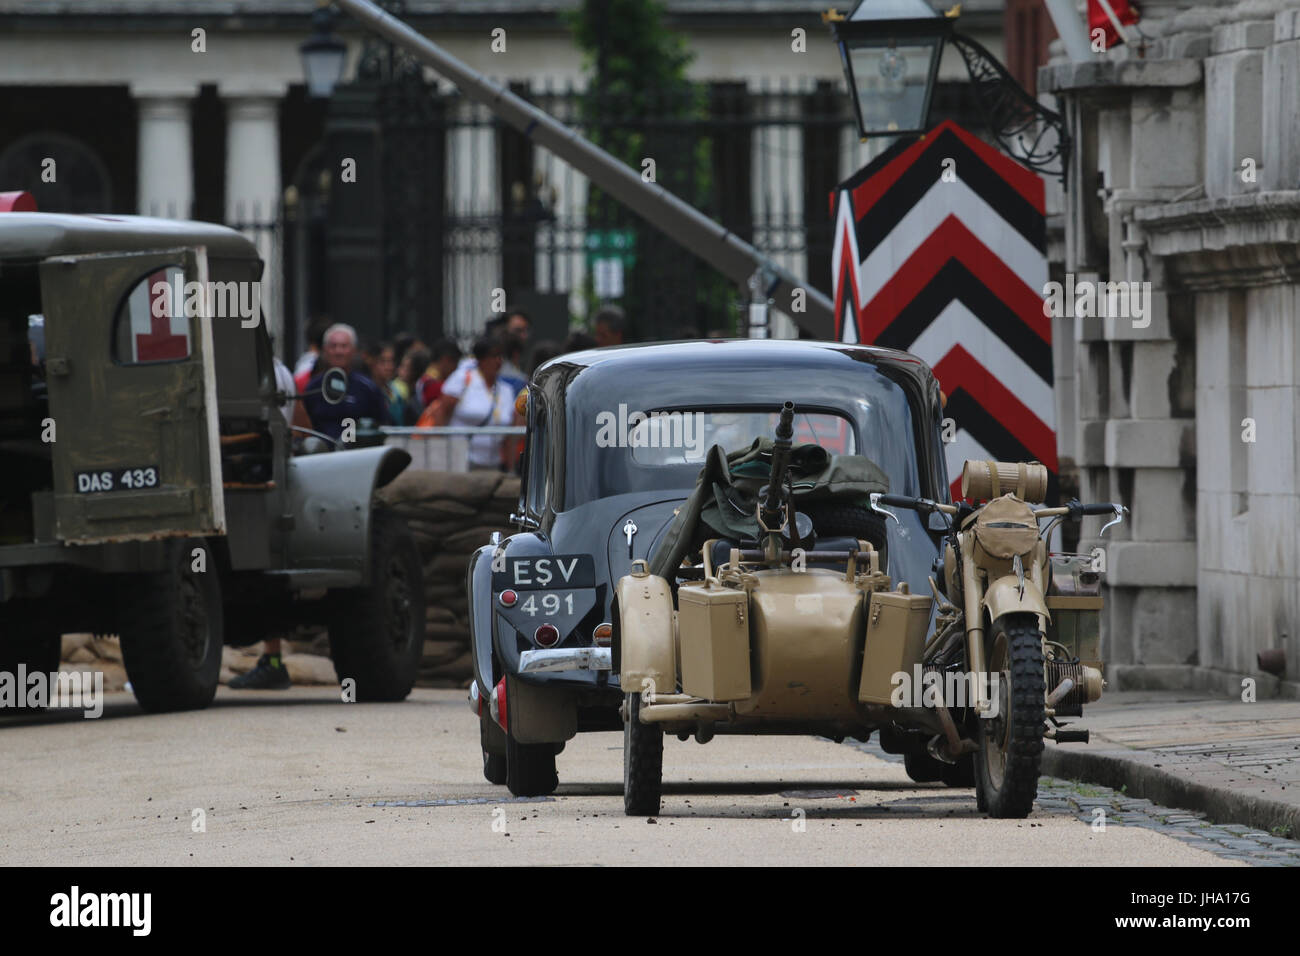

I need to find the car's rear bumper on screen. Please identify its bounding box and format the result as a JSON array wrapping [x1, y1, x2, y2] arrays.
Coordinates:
[[518, 646, 611, 674]]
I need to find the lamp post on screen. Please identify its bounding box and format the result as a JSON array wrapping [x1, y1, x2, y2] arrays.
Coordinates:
[[827, 0, 1070, 183], [300, 2, 348, 99], [829, 0, 950, 139]]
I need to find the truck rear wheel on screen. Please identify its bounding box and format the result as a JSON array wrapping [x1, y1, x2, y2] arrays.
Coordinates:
[[0, 603, 62, 713], [118, 540, 223, 713], [328, 510, 424, 702], [623, 692, 663, 815], [975, 613, 1045, 818]]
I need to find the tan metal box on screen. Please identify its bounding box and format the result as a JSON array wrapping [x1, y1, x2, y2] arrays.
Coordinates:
[[858, 590, 932, 704], [614, 571, 677, 698], [677, 583, 751, 702]]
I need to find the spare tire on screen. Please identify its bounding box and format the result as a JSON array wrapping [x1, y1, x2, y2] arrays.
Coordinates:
[[799, 501, 889, 571]]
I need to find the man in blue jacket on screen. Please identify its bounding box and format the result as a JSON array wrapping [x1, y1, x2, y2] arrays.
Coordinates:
[[293, 323, 392, 442]]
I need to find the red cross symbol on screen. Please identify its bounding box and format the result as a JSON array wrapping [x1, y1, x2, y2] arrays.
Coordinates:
[[136, 270, 189, 361]]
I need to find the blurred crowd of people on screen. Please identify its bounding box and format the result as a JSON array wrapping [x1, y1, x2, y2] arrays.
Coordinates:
[[288, 304, 631, 470]]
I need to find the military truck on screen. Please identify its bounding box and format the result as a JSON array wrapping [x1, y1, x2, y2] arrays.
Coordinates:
[[0, 211, 423, 712]]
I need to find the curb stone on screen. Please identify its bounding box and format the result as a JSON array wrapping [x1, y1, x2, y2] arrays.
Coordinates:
[[1041, 745, 1300, 839]]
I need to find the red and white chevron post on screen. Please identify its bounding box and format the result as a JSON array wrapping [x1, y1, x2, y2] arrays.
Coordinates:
[[832, 120, 1056, 501]]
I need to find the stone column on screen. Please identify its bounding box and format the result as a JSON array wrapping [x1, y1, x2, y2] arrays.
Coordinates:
[[1261, 0, 1300, 191], [750, 79, 804, 340], [136, 94, 194, 218], [1042, 1, 1300, 694], [444, 95, 500, 340], [1204, 1, 1273, 199], [224, 95, 282, 344], [1041, 17, 1204, 681]]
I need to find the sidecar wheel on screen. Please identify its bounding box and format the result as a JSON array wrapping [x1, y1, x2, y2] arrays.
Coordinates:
[[623, 692, 663, 816], [974, 613, 1045, 818]]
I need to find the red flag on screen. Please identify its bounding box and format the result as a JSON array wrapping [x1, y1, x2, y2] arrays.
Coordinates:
[[1089, 0, 1139, 49]]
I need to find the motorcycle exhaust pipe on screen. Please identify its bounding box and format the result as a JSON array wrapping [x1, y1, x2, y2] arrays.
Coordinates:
[[1046, 677, 1074, 708], [932, 704, 978, 762]]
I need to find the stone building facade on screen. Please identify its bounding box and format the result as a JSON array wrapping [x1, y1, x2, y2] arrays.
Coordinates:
[[1041, 0, 1300, 696]]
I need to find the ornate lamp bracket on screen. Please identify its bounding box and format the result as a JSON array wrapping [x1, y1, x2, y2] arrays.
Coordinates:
[[947, 31, 1071, 187]]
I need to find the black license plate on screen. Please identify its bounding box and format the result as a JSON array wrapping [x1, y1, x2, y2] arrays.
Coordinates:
[[74, 466, 160, 494], [492, 554, 595, 590]]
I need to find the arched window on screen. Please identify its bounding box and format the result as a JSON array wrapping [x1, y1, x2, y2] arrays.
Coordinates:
[[0, 132, 113, 213], [112, 266, 192, 365]]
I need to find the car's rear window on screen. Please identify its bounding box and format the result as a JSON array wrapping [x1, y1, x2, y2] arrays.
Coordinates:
[[563, 365, 921, 508], [626, 409, 855, 466]]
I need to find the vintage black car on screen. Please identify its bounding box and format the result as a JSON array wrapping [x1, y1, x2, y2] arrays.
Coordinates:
[[467, 339, 952, 796]]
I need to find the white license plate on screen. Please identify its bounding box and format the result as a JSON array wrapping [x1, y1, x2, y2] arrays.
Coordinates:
[[74, 466, 160, 494]]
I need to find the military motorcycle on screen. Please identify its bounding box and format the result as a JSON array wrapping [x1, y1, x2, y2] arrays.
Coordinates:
[[617, 404, 1126, 818], [868, 460, 1125, 817]]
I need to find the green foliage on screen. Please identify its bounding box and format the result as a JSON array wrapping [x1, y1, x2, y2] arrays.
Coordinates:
[[568, 0, 696, 116]]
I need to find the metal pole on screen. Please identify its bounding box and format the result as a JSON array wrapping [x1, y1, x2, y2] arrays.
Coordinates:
[[747, 267, 770, 339], [333, 0, 835, 337], [1041, 0, 1094, 63]]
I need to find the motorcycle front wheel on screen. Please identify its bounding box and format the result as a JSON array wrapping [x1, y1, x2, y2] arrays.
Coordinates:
[[974, 613, 1045, 818]]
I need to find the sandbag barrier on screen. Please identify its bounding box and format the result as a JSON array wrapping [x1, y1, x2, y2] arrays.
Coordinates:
[[376, 469, 520, 686]]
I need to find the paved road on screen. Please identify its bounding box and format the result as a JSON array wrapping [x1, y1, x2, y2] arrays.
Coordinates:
[[0, 687, 1278, 866]]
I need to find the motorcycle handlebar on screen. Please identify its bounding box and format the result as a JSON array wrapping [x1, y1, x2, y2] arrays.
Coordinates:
[[1060, 498, 1124, 521], [872, 493, 958, 516], [872, 493, 1124, 525], [877, 494, 920, 509]]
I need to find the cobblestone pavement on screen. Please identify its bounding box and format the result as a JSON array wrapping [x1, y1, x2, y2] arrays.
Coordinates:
[[846, 737, 1300, 866]]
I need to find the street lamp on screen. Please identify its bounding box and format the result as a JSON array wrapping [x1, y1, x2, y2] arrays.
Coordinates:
[[827, 0, 1071, 182], [828, 0, 950, 138], [300, 2, 348, 99]]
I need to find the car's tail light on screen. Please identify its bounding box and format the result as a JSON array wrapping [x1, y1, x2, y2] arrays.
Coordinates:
[[592, 623, 613, 646], [534, 624, 560, 647], [498, 589, 518, 608], [490, 676, 508, 731]]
